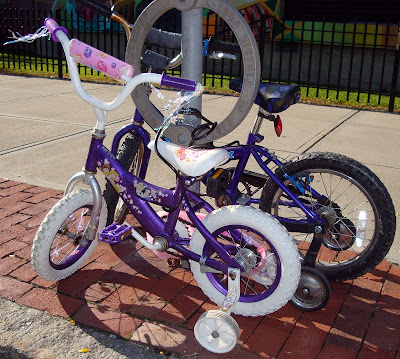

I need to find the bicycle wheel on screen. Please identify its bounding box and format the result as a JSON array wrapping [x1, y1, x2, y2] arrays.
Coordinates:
[[190, 206, 301, 316], [259, 152, 396, 282], [31, 189, 107, 281], [103, 132, 145, 225]]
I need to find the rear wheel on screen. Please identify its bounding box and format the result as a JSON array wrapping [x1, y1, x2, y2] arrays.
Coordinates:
[[260, 152, 396, 282], [103, 132, 145, 225]]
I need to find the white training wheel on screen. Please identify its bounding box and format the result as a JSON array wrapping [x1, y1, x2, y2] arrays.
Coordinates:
[[194, 310, 239, 353]]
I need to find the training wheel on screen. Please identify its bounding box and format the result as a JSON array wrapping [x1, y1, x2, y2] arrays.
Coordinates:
[[194, 310, 239, 353], [290, 266, 331, 312]]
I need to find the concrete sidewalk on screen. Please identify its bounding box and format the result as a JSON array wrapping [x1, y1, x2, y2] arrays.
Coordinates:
[[0, 73, 400, 358]]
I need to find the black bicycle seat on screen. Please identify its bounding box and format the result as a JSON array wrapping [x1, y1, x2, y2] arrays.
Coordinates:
[[229, 78, 300, 113]]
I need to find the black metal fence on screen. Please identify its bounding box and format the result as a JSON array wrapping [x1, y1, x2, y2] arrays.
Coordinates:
[[1, 8, 399, 111]]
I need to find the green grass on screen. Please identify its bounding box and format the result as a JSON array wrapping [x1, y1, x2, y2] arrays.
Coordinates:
[[2, 52, 399, 112]]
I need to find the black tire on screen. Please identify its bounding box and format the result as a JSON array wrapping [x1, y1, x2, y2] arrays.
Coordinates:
[[103, 132, 146, 226], [259, 152, 396, 282]]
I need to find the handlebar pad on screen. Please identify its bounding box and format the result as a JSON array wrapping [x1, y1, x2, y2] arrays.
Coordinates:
[[44, 18, 68, 42], [74, 0, 112, 18], [146, 28, 181, 50], [69, 39, 133, 80], [208, 39, 241, 54], [161, 73, 197, 92]]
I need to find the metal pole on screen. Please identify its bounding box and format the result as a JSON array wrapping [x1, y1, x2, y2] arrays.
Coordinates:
[[182, 8, 203, 192], [181, 8, 203, 127]]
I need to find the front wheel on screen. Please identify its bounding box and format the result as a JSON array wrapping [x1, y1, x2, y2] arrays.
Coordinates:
[[190, 206, 301, 317], [259, 152, 396, 282], [31, 189, 107, 281]]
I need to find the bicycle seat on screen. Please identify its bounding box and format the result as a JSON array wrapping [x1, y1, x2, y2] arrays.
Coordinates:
[[148, 140, 230, 177], [229, 78, 300, 113]]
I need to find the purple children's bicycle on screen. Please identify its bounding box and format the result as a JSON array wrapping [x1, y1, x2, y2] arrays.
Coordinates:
[[30, 18, 301, 354]]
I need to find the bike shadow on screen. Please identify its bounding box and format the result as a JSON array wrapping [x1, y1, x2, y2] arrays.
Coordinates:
[[56, 231, 206, 356]]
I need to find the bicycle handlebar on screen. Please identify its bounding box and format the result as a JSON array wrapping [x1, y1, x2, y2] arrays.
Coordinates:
[[44, 18, 198, 114]]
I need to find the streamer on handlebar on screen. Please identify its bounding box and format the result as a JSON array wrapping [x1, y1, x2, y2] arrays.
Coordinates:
[[151, 83, 204, 136], [3, 26, 50, 45]]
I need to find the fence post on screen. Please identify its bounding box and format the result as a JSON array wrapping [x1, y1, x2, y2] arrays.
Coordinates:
[[388, 26, 400, 112], [56, 9, 63, 79]]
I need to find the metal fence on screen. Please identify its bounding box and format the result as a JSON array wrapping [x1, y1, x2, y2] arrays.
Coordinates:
[[1, 8, 399, 111]]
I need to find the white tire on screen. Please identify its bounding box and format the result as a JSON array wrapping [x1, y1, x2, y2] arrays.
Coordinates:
[[31, 189, 107, 281], [190, 206, 301, 316]]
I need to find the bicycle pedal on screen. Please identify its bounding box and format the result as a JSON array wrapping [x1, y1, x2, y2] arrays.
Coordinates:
[[167, 257, 181, 267], [99, 223, 132, 244]]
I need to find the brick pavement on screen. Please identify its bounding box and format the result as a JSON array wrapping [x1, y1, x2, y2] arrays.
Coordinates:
[[0, 178, 399, 358]]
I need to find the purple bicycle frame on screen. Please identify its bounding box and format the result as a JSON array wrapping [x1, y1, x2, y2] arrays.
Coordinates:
[[84, 113, 244, 275]]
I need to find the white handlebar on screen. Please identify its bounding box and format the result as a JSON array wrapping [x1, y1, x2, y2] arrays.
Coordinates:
[[55, 30, 163, 112]]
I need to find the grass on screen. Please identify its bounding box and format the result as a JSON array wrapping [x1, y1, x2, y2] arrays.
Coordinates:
[[1, 52, 399, 112]]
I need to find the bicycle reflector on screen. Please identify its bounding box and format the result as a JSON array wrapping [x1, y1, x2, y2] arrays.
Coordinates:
[[274, 115, 282, 137]]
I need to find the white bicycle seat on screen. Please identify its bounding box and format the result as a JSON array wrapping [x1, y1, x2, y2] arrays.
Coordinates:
[[148, 140, 230, 177]]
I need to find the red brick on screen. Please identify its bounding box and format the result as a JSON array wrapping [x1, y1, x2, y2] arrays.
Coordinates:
[[326, 328, 362, 352], [93, 248, 123, 268], [278, 319, 330, 359], [301, 290, 347, 326], [73, 303, 142, 338], [0, 231, 16, 245], [261, 303, 302, 332], [14, 244, 32, 261], [332, 305, 371, 340], [357, 343, 396, 359], [234, 314, 264, 345], [0, 192, 33, 208], [343, 293, 376, 314], [101, 275, 159, 311], [387, 265, 400, 284], [0, 255, 25, 275], [331, 280, 353, 294], [19, 287, 84, 317], [104, 238, 141, 262], [363, 260, 391, 282], [23, 186, 50, 194], [98, 260, 141, 286], [130, 321, 202, 356], [10, 262, 37, 282], [364, 308, 400, 352], [138, 257, 173, 279], [19, 198, 58, 216], [0, 239, 28, 258], [197, 347, 263, 359], [154, 284, 207, 324], [20, 212, 47, 229], [127, 294, 167, 318], [0, 201, 31, 220], [150, 272, 192, 302], [351, 276, 383, 299], [244, 323, 289, 358], [23, 189, 62, 204], [0, 213, 32, 228], [79, 282, 116, 303], [0, 183, 34, 196], [15, 227, 37, 244], [0, 276, 32, 300], [0, 180, 21, 189], [378, 280, 400, 311], [57, 261, 110, 297], [316, 343, 357, 359], [31, 276, 58, 288]]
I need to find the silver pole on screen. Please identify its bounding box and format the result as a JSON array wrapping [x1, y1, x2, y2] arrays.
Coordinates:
[[181, 8, 203, 128], [182, 8, 203, 192]]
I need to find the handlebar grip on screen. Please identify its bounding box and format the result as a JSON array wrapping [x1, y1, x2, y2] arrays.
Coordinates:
[[44, 18, 68, 42], [75, 0, 112, 19], [208, 39, 241, 55], [146, 28, 181, 50], [161, 73, 197, 92]]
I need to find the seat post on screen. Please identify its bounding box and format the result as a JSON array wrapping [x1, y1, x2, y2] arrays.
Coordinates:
[[250, 109, 264, 135]]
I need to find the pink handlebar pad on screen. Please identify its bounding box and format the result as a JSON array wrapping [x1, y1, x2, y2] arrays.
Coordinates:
[[69, 39, 134, 81], [44, 18, 68, 42]]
